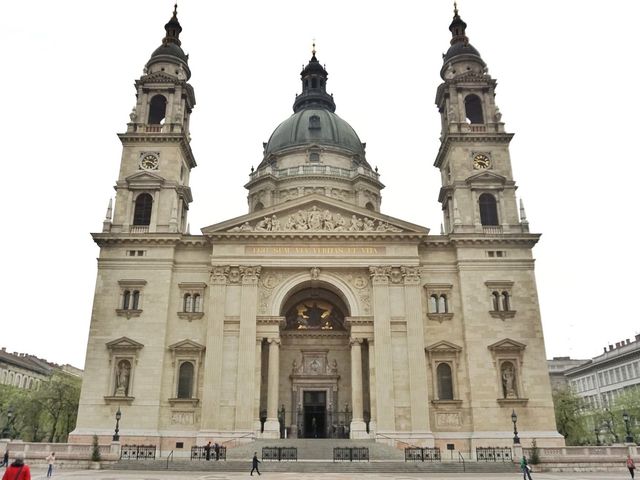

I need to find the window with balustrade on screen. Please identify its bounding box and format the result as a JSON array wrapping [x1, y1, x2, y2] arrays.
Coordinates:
[[479, 193, 499, 226], [425, 284, 454, 322], [116, 279, 146, 318], [486, 281, 515, 319], [148, 94, 167, 124], [133, 193, 153, 226], [464, 94, 484, 124], [178, 282, 206, 320]]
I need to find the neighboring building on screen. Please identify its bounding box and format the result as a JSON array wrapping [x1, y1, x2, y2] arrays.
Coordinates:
[[548, 357, 589, 392], [0, 347, 83, 390], [565, 335, 640, 409], [72, 6, 562, 451]]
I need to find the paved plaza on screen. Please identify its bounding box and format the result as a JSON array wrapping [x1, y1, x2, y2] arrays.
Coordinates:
[[18, 466, 632, 480]]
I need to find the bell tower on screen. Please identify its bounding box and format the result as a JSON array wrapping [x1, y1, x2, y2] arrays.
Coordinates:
[[106, 5, 197, 234], [434, 4, 528, 235]]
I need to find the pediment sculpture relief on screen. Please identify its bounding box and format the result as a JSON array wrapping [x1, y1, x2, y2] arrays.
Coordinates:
[[228, 206, 402, 233]]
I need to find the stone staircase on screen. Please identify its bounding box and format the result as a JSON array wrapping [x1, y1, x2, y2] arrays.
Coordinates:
[[105, 439, 519, 474]]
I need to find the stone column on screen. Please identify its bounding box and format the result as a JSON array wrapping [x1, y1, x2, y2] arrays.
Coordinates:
[[369, 266, 395, 432], [263, 337, 281, 438], [402, 266, 432, 437], [367, 339, 377, 434], [253, 338, 263, 433], [234, 266, 261, 431], [350, 337, 367, 438], [200, 266, 228, 431]]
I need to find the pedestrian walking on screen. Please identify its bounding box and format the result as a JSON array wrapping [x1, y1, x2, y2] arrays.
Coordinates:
[[1, 451, 7, 468], [250, 451, 261, 476], [204, 441, 211, 461], [520, 455, 533, 480], [628, 455, 636, 479], [214, 442, 220, 461], [45, 452, 55, 477], [1, 452, 31, 480]]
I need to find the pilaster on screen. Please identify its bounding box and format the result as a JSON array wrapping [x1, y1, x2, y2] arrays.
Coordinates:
[[402, 266, 432, 434], [369, 266, 395, 431], [263, 337, 281, 438], [234, 266, 261, 430], [350, 337, 367, 438], [200, 266, 228, 430]]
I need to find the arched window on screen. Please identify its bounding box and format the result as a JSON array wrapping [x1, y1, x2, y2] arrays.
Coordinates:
[[311, 78, 318, 89], [464, 94, 484, 124], [365, 202, 375, 211], [131, 290, 140, 310], [254, 202, 264, 211], [429, 295, 438, 313], [193, 294, 201, 313], [148, 95, 167, 124], [436, 363, 454, 400], [133, 193, 153, 226], [183, 294, 192, 312], [438, 295, 448, 314], [122, 290, 131, 309], [492, 291, 501, 311], [28, 378, 33, 389], [502, 291, 510, 311], [177, 362, 194, 399], [479, 193, 499, 226]]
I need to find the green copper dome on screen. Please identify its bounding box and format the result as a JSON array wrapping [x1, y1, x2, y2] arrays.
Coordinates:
[[264, 108, 365, 158]]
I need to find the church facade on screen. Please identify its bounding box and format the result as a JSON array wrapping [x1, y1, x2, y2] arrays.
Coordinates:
[[72, 6, 563, 452]]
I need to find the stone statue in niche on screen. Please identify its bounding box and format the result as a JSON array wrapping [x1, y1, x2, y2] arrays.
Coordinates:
[[292, 359, 303, 375], [115, 359, 131, 396], [501, 362, 517, 399], [326, 359, 338, 374]]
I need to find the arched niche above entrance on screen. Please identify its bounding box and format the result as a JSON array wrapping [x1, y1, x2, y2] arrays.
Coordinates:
[[269, 272, 360, 318], [282, 287, 348, 331]]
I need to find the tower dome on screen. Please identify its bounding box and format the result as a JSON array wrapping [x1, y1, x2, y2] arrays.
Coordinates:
[[440, 3, 485, 79], [246, 47, 382, 213], [146, 4, 191, 79]]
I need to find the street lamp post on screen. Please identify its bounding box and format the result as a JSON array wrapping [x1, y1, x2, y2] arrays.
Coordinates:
[[511, 410, 520, 445], [623, 411, 634, 444], [113, 407, 122, 442], [2, 407, 13, 439]]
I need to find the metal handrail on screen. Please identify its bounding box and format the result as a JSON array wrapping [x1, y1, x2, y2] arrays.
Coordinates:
[[458, 451, 465, 472], [166, 450, 173, 470], [221, 431, 255, 448], [375, 432, 422, 449]]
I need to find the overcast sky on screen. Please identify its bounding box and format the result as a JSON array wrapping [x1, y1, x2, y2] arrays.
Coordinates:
[[2, 1, 638, 369]]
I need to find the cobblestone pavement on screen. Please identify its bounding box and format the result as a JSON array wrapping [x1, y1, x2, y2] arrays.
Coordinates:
[[20, 466, 631, 480]]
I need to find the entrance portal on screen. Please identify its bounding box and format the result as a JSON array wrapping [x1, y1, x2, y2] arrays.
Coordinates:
[[302, 390, 326, 438]]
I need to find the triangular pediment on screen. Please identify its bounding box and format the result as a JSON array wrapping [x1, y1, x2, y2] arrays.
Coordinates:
[[488, 338, 526, 353], [125, 171, 166, 188], [139, 71, 179, 84], [465, 171, 507, 185], [425, 340, 463, 354], [106, 337, 144, 351], [168, 339, 205, 352], [201, 194, 429, 236]]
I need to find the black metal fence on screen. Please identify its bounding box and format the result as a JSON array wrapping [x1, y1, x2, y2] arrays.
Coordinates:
[[476, 447, 512, 462], [333, 447, 369, 462], [262, 447, 297, 461], [190, 445, 227, 461], [404, 447, 441, 462], [120, 444, 156, 460]]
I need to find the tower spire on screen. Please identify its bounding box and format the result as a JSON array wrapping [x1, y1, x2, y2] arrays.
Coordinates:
[[449, 1, 468, 46], [162, 3, 182, 47]]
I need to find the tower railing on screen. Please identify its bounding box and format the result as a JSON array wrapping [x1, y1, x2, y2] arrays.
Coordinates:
[[249, 165, 379, 182]]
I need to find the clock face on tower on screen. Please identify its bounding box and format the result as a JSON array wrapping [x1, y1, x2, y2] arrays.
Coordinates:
[[473, 153, 491, 170], [139, 153, 159, 170]]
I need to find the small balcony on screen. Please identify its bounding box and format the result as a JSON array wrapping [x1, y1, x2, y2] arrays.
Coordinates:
[[482, 226, 503, 235], [130, 226, 149, 234]]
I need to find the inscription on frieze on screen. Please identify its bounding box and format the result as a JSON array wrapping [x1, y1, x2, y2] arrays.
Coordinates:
[[246, 246, 385, 256]]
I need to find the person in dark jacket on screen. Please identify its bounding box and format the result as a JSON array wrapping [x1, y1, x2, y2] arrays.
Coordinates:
[[1, 451, 8, 468], [204, 441, 211, 461], [2, 452, 31, 480], [250, 451, 261, 476]]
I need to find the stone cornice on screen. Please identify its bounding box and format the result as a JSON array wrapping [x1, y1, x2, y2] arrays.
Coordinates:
[[117, 133, 196, 169], [92, 233, 209, 247], [422, 233, 541, 248], [209, 232, 427, 241], [434, 133, 514, 168]]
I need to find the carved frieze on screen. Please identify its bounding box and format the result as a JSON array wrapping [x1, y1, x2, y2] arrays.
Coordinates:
[[258, 271, 285, 314], [228, 206, 402, 233]]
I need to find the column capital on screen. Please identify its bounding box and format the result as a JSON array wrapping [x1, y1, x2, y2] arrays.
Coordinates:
[[349, 337, 364, 346], [369, 266, 390, 285], [267, 337, 281, 346], [240, 265, 262, 284], [209, 265, 229, 285], [401, 266, 422, 285]]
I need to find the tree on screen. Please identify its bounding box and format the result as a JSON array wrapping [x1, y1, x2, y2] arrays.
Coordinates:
[[36, 371, 81, 442], [552, 388, 591, 445]]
